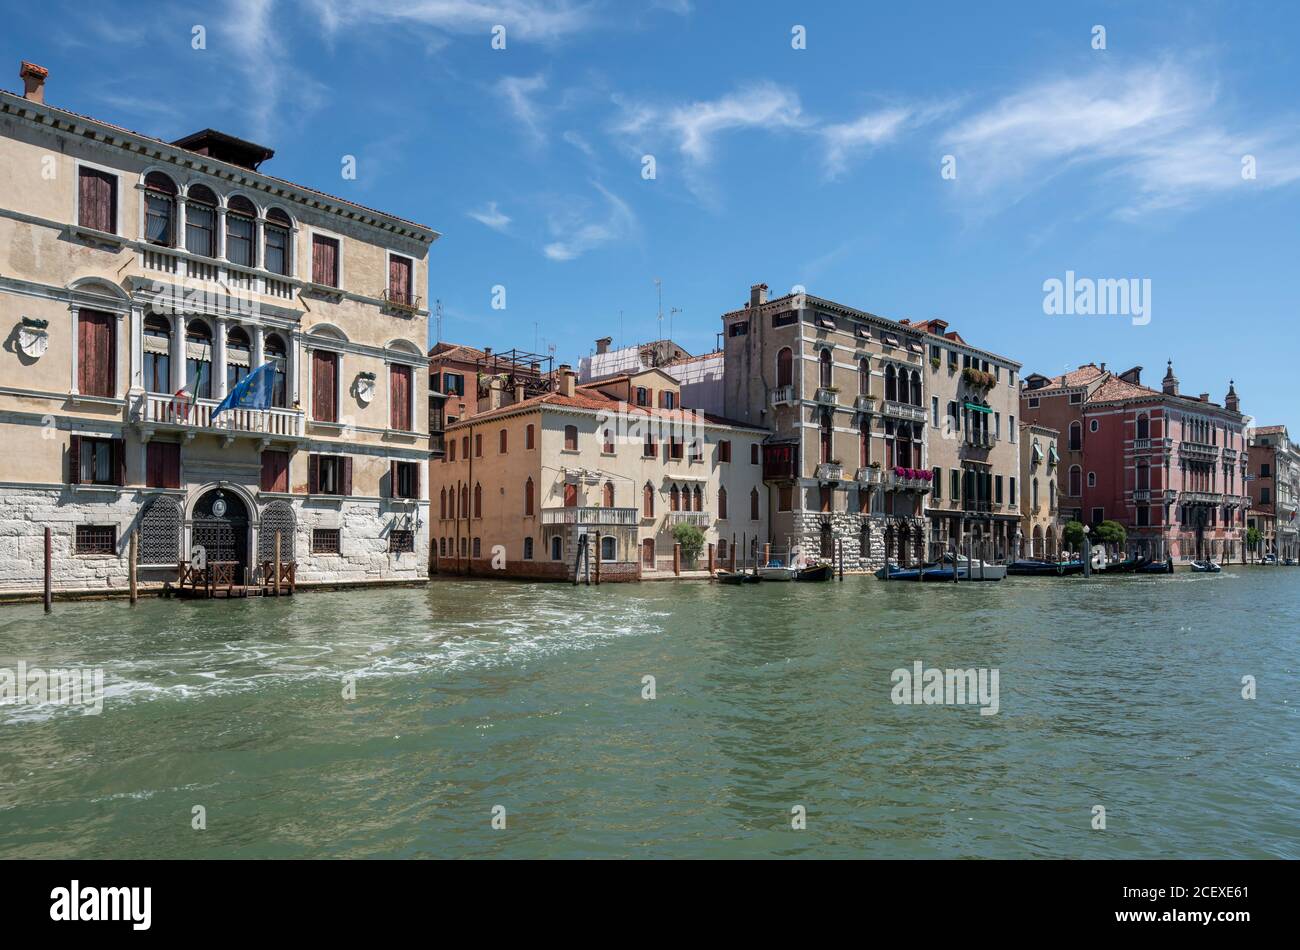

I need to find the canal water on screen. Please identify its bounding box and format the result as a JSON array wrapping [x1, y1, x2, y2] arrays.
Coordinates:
[[0, 569, 1295, 859]]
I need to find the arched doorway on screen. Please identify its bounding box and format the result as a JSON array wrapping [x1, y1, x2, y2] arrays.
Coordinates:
[[1032, 525, 1043, 559], [192, 488, 251, 583]]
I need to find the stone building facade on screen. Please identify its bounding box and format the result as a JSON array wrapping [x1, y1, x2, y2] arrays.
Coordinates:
[[431, 365, 768, 581], [721, 284, 930, 571], [1019, 423, 1060, 558], [0, 63, 435, 597], [1248, 425, 1298, 561]]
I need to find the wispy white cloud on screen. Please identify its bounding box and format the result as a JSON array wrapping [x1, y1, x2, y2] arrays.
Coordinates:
[[562, 129, 597, 158], [543, 182, 636, 261], [496, 74, 549, 145], [820, 103, 952, 179], [302, 0, 595, 41], [223, 0, 328, 141], [467, 201, 512, 231], [940, 60, 1300, 215]]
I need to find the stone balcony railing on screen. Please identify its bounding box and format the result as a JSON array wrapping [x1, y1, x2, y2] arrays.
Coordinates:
[[1179, 441, 1219, 463], [883, 471, 932, 494], [855, 466, 883, 486], [769, 384, 795, 407], [666, 511, 711, 527], [854, 393, 876, 412], [541, 506, 639, 526], [881, 400, 926, 424], [1132, 437, 1173, 452], [815, 462, 844, 482], [141, 244, 297, 300], [1181, 490, 1223, 505], [814, 387, 839, 405], [133, 391, 304, 439]]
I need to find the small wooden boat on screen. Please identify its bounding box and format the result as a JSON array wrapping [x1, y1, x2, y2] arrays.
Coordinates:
[[716, 569, 760, 585], [1138, 557, 1175, 574], [1102, 556, 1149, 574], [794, 564, 833, 582], [1190, 560, 1222, 573], [1006, 559, 1084, 577], [876, 562, 956, 581]]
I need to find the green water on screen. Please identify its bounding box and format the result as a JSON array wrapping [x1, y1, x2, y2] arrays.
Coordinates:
[[0, 569, 1296, 858]]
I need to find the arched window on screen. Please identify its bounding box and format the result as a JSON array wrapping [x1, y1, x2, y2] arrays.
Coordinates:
[[603, 481, 614, 507], [1136, 462, 1149, 490], [226, 195, 257, 267], [524, 477, 535, 516], [459, 484, 468, 517], [473, 537, 481, 558], [1069, 465, 1082, 497], [1049, 480, 1056, 505], [860, 418, 870, 467], [499, 428, 508, 454], [439, 487, 447, 519], [226, 325, 251, 391], [264, 207, 291, 276], [776, 347, 793, 388], [693, 485, 703, 512], [550, 536, 563, 560], [1069, 421, 1082, 451], [750, 487, 760, 520], [1136, 414, 1150, 440], [859, 357, 870, 395], [670, 485, 681, 511], [143, 172, 177, 246], [439, 537, 446, 556], [264, 333, 288, 408], [142, 314, 171, 393], [884, 365, 897, 402], [1032, 477, 1039, 507], [718, 486, 728, 519], [820, 410, 833, 464], [185, 184, 218, 257], [473, 483, 482, 518], [643, 483, 655, 518], [523, 536, 534, 560], [910, 370, 922, 407], [819, 348, 833, 388], [185, 319, 212, 399], [600, 536, 616, 561]]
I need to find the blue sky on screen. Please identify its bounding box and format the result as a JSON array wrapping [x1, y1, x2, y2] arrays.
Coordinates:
[[4, 0, 1298, 429]]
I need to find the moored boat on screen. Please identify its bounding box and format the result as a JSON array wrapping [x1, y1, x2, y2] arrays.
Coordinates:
[[715, 569, 760, 585], [1190, 560, 1222, 573], [1006, 559, 1084, 576], [794, 564, 833, 582], [1138, 556, 1175, 574]]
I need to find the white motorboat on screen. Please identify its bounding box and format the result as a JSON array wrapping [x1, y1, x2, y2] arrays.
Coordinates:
[[757, 560, 797, 581], [944, 553, 1007, 581]]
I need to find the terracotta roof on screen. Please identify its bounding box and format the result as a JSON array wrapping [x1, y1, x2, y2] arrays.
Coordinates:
[[1, 88, 436, 235], [429, 343, 489, 363], [1087, 376, 1161, 403], [1254, 425, 1287, 435], [445, 387, 764, 431]]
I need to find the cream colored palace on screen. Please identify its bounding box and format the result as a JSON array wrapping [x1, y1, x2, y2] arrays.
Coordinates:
[[0, 63, 435, 597]]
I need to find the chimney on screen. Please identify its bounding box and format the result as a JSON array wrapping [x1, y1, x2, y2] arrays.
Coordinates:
[[558, 364, 575, 397], [595, 336, 612, 355], [1162, 360, 1179, 396], [514, 382, 526, 404], [1225, 380, 1240, 413], [1119, 365, 1142, 385], [483, 346, 492, 357], [1199, 393, 1210, 403], [19, 61, 47, 104], [749, 283, 768, 307]]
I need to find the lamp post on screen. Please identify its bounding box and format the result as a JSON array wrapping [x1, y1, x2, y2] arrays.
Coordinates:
[[1082, 524, 1092, 577]]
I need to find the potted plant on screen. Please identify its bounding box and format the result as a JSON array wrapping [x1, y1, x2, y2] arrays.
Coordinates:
[[930, 356, 941, 370]]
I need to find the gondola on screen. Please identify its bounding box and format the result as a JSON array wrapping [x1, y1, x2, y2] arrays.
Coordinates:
[[1102, 556, 1150, 574], [1138, 556, 1175, 574], [715, 569, 760, 585], [794, 564, 833, 582], [1006, 559, 1084, 576], [876, 562, 957, 582], [1190, 560, 1222, 573]]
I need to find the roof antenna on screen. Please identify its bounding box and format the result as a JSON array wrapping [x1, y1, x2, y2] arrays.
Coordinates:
[[670, 306, 682, 341], [654, 277, 663, 342], [435, 298, 443, 344]]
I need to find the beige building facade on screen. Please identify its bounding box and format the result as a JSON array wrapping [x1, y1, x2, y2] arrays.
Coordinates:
[[1019, 423, 1060, 558], [0, 63, 435, 596], [432, 365, 769, 580]]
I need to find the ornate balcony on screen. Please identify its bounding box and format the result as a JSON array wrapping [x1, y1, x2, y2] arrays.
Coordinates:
[[815, 462, 844, 482], [667, 511, 712, 527], [1133, 488, 1151, 502], [881, 400, 926, 424], [884, 471, 932, 494], [140, 244, 298, 301], [1179, 441, 1219, 463], [854, 393, 876, 412], [133, 391, 304, 442], [541, 506, 639, 526], [769, 385, 795, 408], [814, 387, 839, 405], [1181, 490, 1223, 506], [855, 466, 883, 486]]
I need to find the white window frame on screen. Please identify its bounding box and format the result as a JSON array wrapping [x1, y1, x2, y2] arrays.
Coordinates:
[[308, 226, 346, 290], [74, 158, 124, 237]]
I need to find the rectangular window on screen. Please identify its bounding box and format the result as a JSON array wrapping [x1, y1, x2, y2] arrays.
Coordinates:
[[778, 485, 793, 511], [312, 529, 341, 554], [312, 234, 340, 287], [77, 167, 117, 233], [77, 309, 116, 398], [931, 396, 939, 427], [75, 524, 116, 555], [994, 413, 1001, 438], [643, 435, 656, 458], [1009, 477, 1017, 506], [443, 373, 464, 396], [1136, 506, 1150, 527], [1091, 507, 1104, 523], [74, 436, 121, 486], [931, 467, 941, 499], [145, 192, 172, 245], [264, 224, 289, 275], [669, 438, 683, 460], [1009, 416, 1015, 441], [388, 255, 413, 304], [1027, 397, 1040, 409], [389, 529, 415, 554], [392, 461, 419, 500], [771, 311, 798, 328], [310, 454, 351, 496], [260, 449, 289, 493], [728, 321, 749, 337], [475, 434, 483, 457], [526, 424, 535, 449], [951, 469, 961, 500], [147, 441, 182, 489], [312, 350, 338, 422], [995, 475, 1004, 504], [1069, 392, 1082, 404], [390, 364, 412, 430], [718, 440, 731, 463]]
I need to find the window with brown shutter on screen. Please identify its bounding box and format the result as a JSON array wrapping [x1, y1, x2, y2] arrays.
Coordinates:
[[564, 425, 578, 451], [525, 424, 535, 449], [260, 450, 289, 493], [751, 488, 761, 521], [78, 166, 117, 233], [718, 440, 731, 463], [147, 442, 182, 489], [312, 350, 338, 422], [312, 234, 340, 287], [388, 255, 412, 305], [310, 454, 349, 495], [77, 310, 116, 398], [524, 478, 534, 516], [72, 436, 123, 486], [390, 460, 419, 500], [390, 364, 411, 430], [499, 429, 508, 454]]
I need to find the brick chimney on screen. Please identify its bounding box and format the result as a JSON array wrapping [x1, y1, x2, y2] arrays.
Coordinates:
[[1161, 360, 1179, 396], [1225, 380, 1240, 413], [595, 336, 612, 355], [19, 61, 47, 104], [749, 283, 768, 307], [558, 364, 575, 397], [514, 381, 526, 404]]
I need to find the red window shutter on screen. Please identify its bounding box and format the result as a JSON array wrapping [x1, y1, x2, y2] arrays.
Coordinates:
[[308, 454, 320, 494], [261, 450, 288, 492], [389, 255, 411, 302], [312, 350, 337, 422], [342, 456, 353, 496], [79, 167, 116, 232], [68, 435, 82, 485], [414, 461, 421, 501], [645, 388, 654, 408], [312, 235, 339, 286], [165, 443, 180, 489], [390, 365, 410, 430], [112, 438, 126, 486], [78, 310, 115, 397]]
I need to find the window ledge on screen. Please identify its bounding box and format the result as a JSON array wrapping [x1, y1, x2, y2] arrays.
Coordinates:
[[72, 484, 124, 495], [68, 225, 126, 250], [303, 282, 344, 300], [69, 394, 126, 408]]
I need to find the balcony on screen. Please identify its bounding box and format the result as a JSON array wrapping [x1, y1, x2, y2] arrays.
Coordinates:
[[960, 431, 995, 457], [815, 462, 844, 482], [883, 471, 932, 494], [769, 385, 795, 408], [854, 393, 876, 412], [881, 400, 926, 423], [1181, 491, 1223, 506], [963, 500, 993, 513], [133, 391, 304, 441], [667, 511, 711, 527], [855, 466, 883, 486], [140, 245, 297, 301], [541, 506, 639, 526], [814, 387, 839, 405], [1133, 488, 1152, 502], [380, 288, 422, 315], [1163, 489, 1178, 504], [1179, 441, 1219, 463]]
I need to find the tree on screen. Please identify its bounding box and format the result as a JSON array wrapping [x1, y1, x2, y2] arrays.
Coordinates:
[[1062, 520, 1086, 552], [673, 523, 705, 567], [1246, 526, 1261, 560], [1093, 519, 1127, 551]]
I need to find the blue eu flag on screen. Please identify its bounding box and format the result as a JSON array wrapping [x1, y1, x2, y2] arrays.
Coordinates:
[[212, 362, 276, 420]]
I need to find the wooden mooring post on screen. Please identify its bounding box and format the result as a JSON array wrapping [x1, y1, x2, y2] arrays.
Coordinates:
[[274, 531, 282, 597], [43, 526, 52, 613], [129, 529, 138, 605]]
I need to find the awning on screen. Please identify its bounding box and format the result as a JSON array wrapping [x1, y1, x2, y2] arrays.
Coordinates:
[[964, 402, 991, 414], [1048, 446, 1059, 464], [1032, 441, 1043, 463]]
